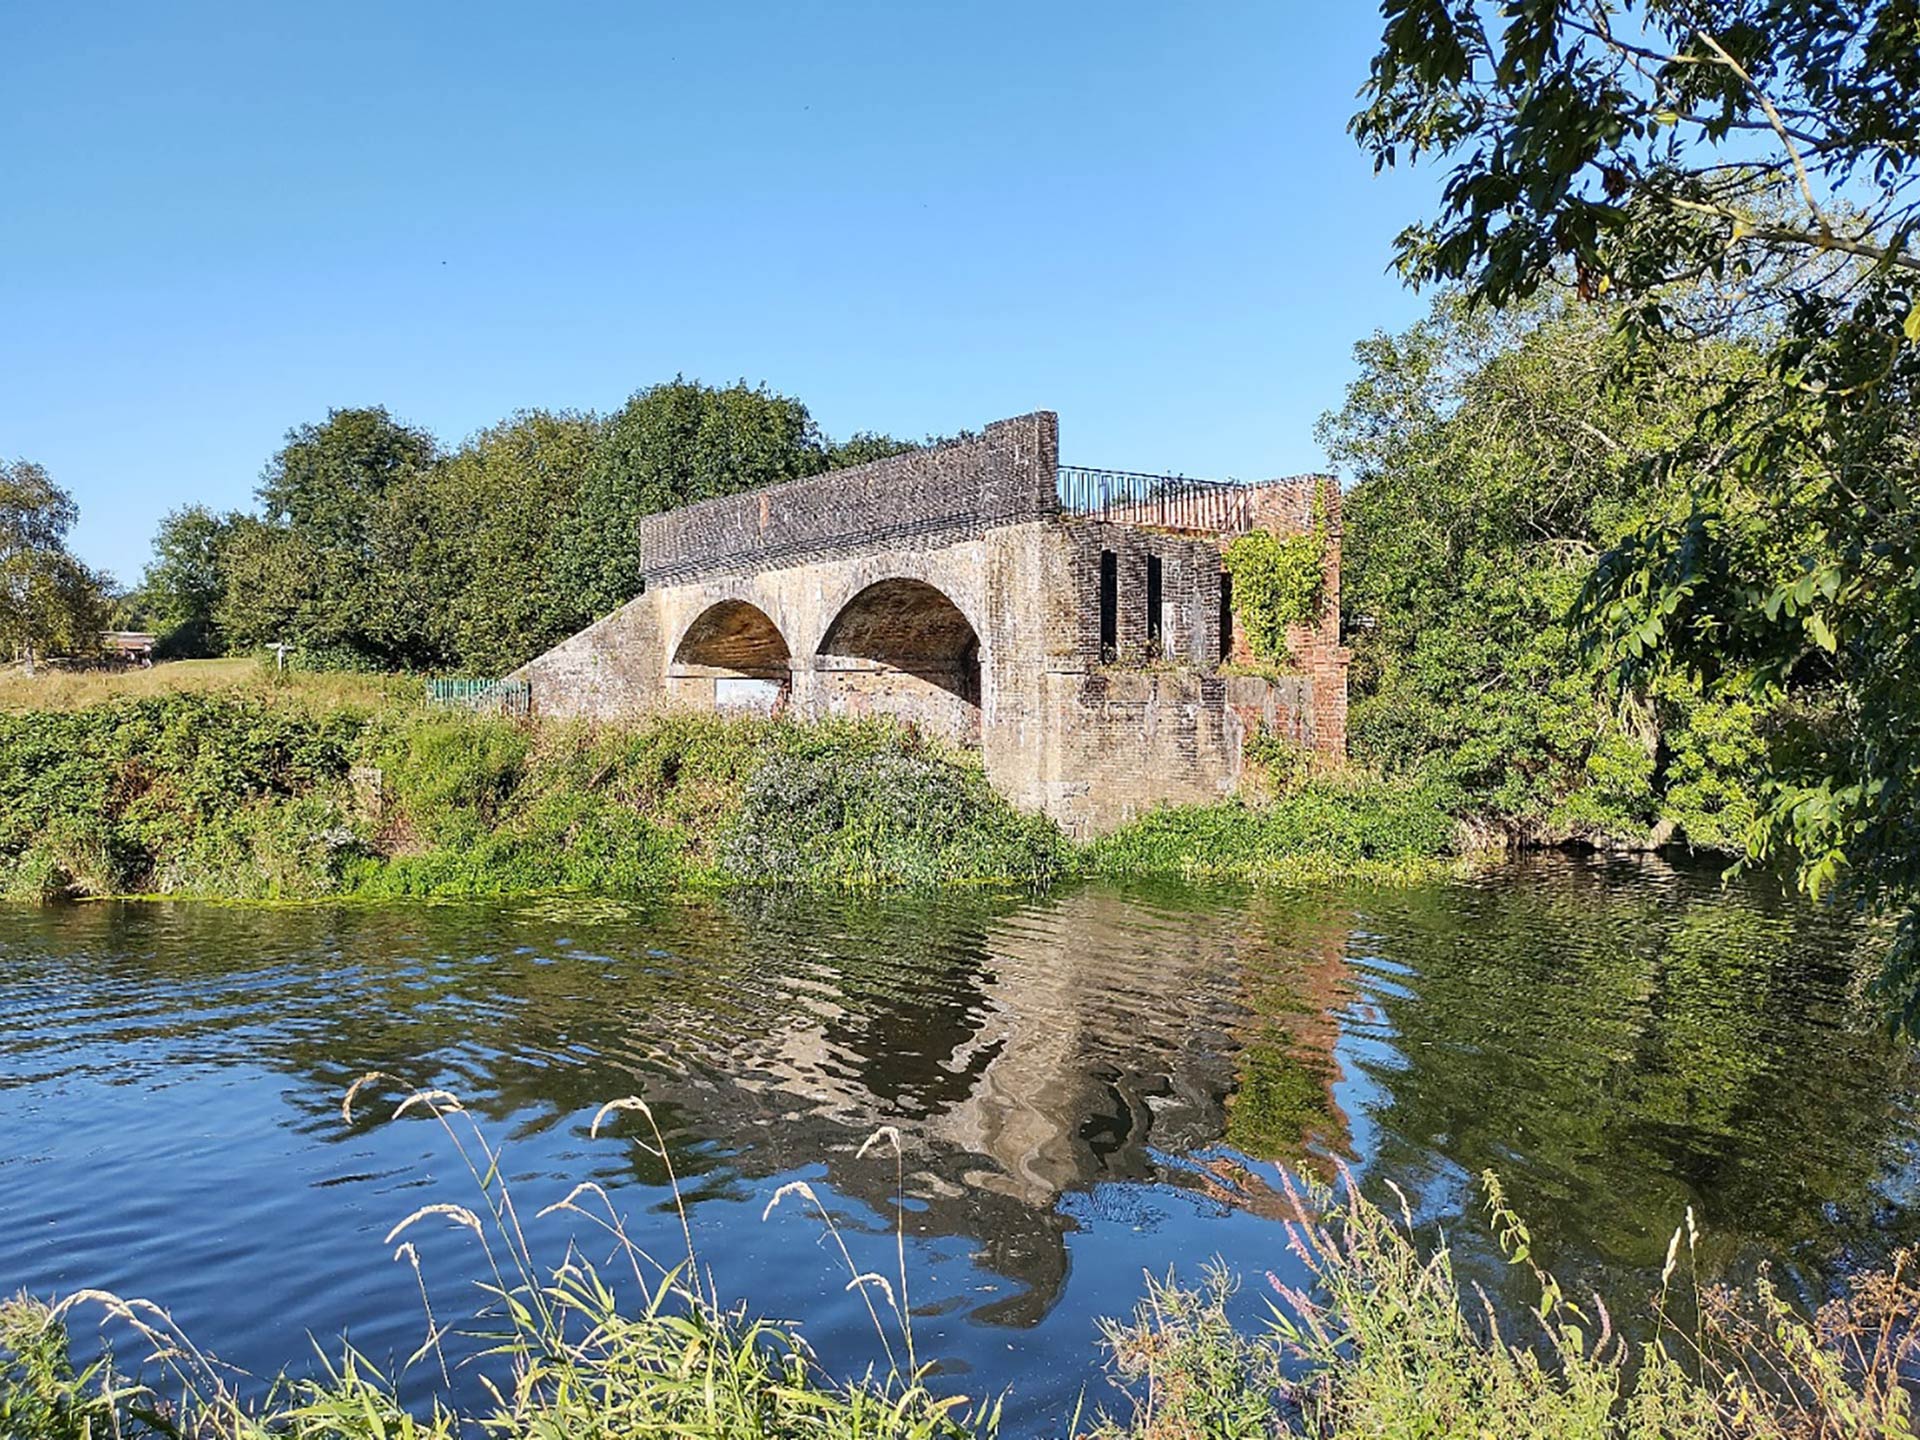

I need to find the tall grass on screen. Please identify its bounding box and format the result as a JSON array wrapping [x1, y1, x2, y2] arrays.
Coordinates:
[[1097, 1168, 1920, 1439], [3, 1081, 997, 1440], [1083, 773, 1463, 887], [7, 1094, 1918, 1439], [0, 657, 409, 714]]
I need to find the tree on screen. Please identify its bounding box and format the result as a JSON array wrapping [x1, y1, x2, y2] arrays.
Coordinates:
[[550, 379, 836, 627], [1325, 292, 1770, 848], [0, 459, 110, 670], [383, 410, 603, 672], [135, 505, 243, 657], [229, 407, 438, 666], [1357, 1, 1920, 1021], [142, 384, 917, 675]]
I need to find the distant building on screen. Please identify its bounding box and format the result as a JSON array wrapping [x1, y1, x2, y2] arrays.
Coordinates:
[[99, 632, 157, 666], [513, 412, 1349, 835]]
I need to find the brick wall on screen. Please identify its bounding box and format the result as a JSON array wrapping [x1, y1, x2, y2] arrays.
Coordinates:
[[638, 413, 1060, 584], [1227, 475, 1350, 758]]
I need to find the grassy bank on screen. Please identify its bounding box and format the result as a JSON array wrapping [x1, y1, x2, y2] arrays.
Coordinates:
[[0, 682, 1466, 902], [0, 657, 409, 714], [5, 1087, 1913, 1439]]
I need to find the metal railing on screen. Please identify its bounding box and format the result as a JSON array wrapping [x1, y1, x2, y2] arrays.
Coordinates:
[[1056, 466, 1254, 534], [425, 677, 532, 718]]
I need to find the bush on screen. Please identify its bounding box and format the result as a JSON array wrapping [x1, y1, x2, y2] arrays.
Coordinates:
[[0, 692, 1475, 901], [0, 696, 1073, 899], [724, 737, 1069, 887], [1086, 773, 1460, 885], [0, 694, 361, 898]]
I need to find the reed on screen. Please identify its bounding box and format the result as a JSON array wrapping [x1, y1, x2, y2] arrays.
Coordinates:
[[5, 1080, 995, 1440], [7, 1105, 1919, 1438]]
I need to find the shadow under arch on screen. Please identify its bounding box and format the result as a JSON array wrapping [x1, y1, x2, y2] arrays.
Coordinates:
[[672, 599, 792, 713], [816, 578, 982, 741]]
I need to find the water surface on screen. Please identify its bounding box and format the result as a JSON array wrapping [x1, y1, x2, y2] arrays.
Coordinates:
[[2, 855, 1915, 1427]]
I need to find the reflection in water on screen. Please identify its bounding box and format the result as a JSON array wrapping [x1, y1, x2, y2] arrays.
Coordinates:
[[0, 856, 1915, 1427]]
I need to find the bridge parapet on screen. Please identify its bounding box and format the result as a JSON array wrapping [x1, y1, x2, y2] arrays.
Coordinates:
[[638, 412, 1059, 586]]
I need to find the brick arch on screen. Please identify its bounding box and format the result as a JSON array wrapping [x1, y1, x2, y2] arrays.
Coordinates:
[[673, 598, 791, 676], [814, 576, 984, 740], [807, 557, 987, 656]]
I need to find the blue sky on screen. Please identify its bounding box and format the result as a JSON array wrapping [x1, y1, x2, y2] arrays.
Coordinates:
[[3, 2, 1438, 585]]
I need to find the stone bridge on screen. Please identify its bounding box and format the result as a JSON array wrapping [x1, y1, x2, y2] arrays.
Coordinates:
[[512, 412, 1348, 836]]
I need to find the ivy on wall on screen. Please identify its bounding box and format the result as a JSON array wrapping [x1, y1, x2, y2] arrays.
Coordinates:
[[1223, 505, 1327, 663]]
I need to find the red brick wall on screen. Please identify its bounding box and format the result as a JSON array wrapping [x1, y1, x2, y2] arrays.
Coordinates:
[[1226, 476, 1350, 760]]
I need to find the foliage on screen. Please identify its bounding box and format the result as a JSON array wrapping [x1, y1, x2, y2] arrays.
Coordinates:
[[1242, 727, 1315, 795], [159, 381, 917, 674], [385, 409, 601, 672], [0, 693, 1068, 899], [724, 731, 1070, 888], [1085, 773, 1460, 886], [551, 378, 864, 631], [128, 505, 245, 657], [0, 458, 111, 668], [1354, 1, 1920, 1021], [1353, 1, 1919, 310], [1222, 516, 1326, 664], [216, 407, 439, 668], [1325, 292, 1776, 847], [0, 693, 363, 900]]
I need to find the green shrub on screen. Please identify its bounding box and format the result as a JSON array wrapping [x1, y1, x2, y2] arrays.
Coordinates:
[[366, 712, 531, 849], [0, 692, 1474, 901], [725, 741, 1068, 887], [0, 694, 361, 898], [1086, 774, 1459, 885]]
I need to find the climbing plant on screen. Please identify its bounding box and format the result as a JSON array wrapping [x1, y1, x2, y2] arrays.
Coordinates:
[[1223, 507, 1326, 664]]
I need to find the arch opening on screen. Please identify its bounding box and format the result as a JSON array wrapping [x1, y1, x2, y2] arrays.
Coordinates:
[[816, 579, 982, 742], [672, 600, 791, 715]]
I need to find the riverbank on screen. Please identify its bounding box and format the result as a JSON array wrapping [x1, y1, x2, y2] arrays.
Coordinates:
[[0, 687, 1467, 902]]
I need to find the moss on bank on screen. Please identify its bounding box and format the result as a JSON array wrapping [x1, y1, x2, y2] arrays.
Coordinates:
[[0, 691, 1460, 902]]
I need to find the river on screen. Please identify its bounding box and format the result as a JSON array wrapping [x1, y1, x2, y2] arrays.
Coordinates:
[[2, 853, 1915, 1429]]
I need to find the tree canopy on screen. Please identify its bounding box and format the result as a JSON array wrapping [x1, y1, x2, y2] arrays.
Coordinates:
[[1327, 291, 1770, 848], [132, 506, 244, 658], [0, 459, 110, 669], [160, 380, 916, 675], [1359, 0, 1920, 1023]]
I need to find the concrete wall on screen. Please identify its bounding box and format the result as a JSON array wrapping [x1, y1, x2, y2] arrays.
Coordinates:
[[510, 413, 1349, 835]]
